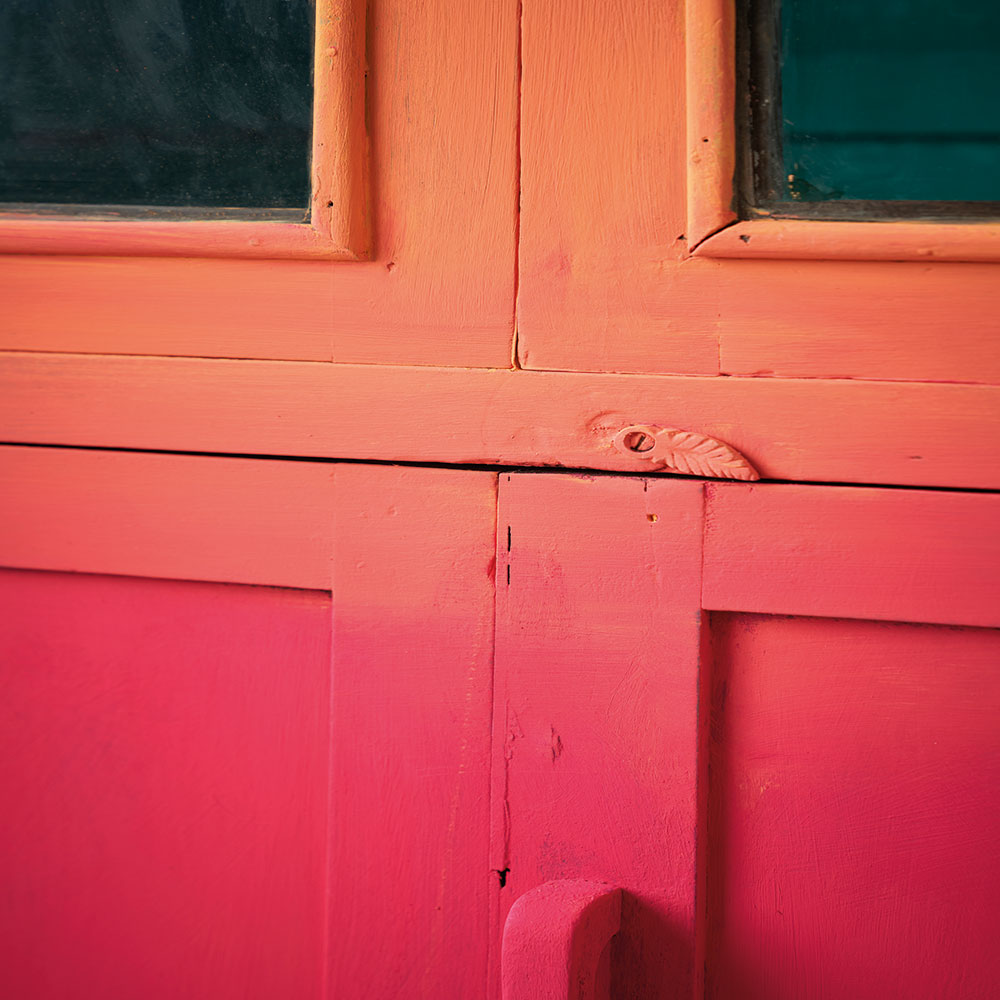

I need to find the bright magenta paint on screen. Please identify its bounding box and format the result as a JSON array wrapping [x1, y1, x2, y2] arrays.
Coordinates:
[[0, 569, 331, 999], [501, 881, 621, 1000], [1, 461, 998, 998], [708, 614, 1000, 1000]]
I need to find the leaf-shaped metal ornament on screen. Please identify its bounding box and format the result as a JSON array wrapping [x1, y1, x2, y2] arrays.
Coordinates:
[[612, 425, 760, 481]]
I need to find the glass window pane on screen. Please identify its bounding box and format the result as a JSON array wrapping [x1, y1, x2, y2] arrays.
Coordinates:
[[0, 0, 314, 210], [780, 0, 1000, 202]]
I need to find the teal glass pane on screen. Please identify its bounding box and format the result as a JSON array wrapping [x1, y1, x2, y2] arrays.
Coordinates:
[[781, 0, 1000, 201]]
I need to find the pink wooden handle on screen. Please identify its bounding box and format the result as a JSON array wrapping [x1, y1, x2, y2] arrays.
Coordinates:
[[501, 880, 622, 1000]]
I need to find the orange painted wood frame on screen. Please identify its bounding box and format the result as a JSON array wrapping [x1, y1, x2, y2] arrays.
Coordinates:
[[0, 0, 369, 260], [3, 353, 1000, 489], [516, 1, 1000, 383], [686, 0, 1000, 261], [0, 0, 518, 368]]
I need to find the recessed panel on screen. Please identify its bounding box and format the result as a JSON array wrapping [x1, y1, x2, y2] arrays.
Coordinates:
[[707, 613, 1000, 1000], [0, 569, 331, 1000]]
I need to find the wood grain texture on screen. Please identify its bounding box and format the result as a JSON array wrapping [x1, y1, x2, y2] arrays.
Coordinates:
[[685, 0, 737, 245], [707, 614, 1000, 1000], [518, 0, 1000, 382], [3, 352, 999, 489], [696, 219, 1000, 263], [710, 259, 1000, 383], [327, 464, 497, 999], [311, 0, 370, 254], [6, 254, 995, 384], [491, 475, 704, 1000], [519, 252, 1000, 383], [0, 445, 334, 588], [703, 483, 1000, 628], [501, 881, 622, 1000], [0, 256, 338, 361], [0, 570, 331, 1000], [0, 217, 359, 260], [0, 0, 517, 366], [518, 0, 717, 376]]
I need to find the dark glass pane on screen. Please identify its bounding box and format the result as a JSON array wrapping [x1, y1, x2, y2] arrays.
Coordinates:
[[780, 0, 1000, 201], [0, 0, 313, 210]]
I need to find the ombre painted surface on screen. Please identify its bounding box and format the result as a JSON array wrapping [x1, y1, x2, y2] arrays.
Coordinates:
[[2, 460, 998, 997]]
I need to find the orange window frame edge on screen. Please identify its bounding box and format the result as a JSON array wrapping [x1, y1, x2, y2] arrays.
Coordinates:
[[0, 0, 370, 261], [685, 0, 1000, 263]]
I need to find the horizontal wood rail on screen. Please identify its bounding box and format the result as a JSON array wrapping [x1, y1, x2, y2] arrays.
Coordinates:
[[4, 447, 998, 625], [704, 483, 1000, 628], [0, 445, 334, 589], [2, 352, 999, 490]]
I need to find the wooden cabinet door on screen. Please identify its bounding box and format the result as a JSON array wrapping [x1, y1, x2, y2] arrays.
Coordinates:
[[4, 449, 999, 998], [0, 449, 497, 1000], [495, 473, 1000, 1000]]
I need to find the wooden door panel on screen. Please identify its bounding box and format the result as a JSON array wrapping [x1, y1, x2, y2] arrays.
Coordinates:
[[703, 482, 1000, 628], [707, 614, 1000, 1000], [0, 0, 519, 368], [492, 474, 705, 1000], [3, 454, 997, 997], [327, 465, 497, 999], [0, 569, 331, 1000], [498, 473, 999, 1000], [1, 455, 500, 999], [518, 0, 1000, 382]]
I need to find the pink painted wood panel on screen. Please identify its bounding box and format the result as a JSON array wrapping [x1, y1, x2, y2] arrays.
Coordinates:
[[327, 465, 497, 998], [492, 474, 704, 1000], [703, 483, 1000, 628], [707, 613, 1000, 1000], [0, 569, 331, 1000], [0, 445, 334, 589], [3, 353, 999, 489], [501, 881, 622, 1000]]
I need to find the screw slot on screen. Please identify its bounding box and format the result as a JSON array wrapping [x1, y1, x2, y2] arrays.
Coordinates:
[[622, 431, 655, 453], [612, 424, 661, 459]]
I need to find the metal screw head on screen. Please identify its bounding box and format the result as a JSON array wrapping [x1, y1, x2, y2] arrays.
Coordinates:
[[622, 431, 655, 452], [613, 425, 660, 456]]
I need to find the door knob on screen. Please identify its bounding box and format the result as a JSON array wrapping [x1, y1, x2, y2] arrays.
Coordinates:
[[501, 880, 622, 1000]]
